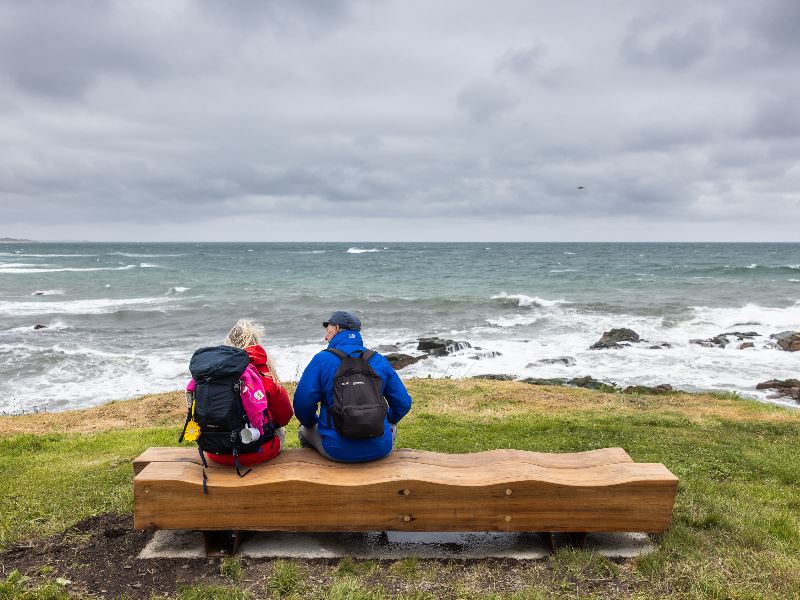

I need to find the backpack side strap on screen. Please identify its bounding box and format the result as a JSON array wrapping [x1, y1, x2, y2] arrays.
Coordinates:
[[324, 348, 348, 360]]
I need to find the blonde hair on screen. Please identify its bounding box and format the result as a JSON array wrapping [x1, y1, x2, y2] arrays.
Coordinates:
[[224, 319, 281, 386]]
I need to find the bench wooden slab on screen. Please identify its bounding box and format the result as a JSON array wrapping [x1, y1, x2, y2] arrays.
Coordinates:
[[134, 447, 677, 534]]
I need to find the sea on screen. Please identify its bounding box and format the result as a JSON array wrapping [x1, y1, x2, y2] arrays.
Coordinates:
[[1, 242, 798, 414]]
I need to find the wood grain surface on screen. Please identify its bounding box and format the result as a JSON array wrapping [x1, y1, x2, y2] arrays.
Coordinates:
[[134, 448, 676, 533], [132, 446, 634, 475]]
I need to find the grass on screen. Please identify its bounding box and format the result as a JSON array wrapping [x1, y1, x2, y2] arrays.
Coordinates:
[[1, 379, 800, 598]]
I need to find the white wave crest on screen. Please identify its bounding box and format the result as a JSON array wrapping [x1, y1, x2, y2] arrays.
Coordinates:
[[0, 297, 175, 316], [0, 253, 95, 257], [167, 286, 191, 294], [746, 264, 758, 269], [688, 302, 800, 331], [0, 264, 137, 274], [491, 292, 568, 308], [107, 252, 185, 257], [347, 247, 381, 254], [30, 289, 65, 296], [139, 262, 161, 268]]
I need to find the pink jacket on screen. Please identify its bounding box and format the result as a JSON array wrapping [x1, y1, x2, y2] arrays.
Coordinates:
[[186, 363, 270, 434]]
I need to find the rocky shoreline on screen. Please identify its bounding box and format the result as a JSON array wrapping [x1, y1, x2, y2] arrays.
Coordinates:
[[380, 328, 800, 404]]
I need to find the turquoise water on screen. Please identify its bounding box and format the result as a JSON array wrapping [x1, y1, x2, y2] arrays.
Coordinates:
[[1, 242, 799, 412]]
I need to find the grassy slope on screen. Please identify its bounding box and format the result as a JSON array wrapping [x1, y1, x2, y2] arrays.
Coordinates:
[[1, 380, 799, 599]]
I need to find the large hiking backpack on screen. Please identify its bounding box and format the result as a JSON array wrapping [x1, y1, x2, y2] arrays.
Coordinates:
[[179, 345, 275, 477], [324, 348, 387, 438]]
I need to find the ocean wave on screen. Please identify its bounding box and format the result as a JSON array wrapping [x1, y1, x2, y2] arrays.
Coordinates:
[[0, 296, 175, 316], [789, 279, 800, 283], [107, 252, 186, 257], [347, 247, 381, 254], [30, 289, 65, 296], [167, 287, 191, 294], [491, 292, 568, 308], [0, 264, 138, 274], [549, 269, 578, 273], [0, 253, 96, 257], [687, 302, 800, 331], [139, 263, 161, 268]]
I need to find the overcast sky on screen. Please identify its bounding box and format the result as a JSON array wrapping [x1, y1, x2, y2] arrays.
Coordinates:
[[1, 0, 799, 242]]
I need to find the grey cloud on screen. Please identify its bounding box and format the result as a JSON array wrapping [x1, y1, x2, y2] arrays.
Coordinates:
[[1, 0, 798, 240], [494, 43, 547, 77], [620, 17, 711, 70], [748, 94, 800, 139], [456, 81, 517, 122]]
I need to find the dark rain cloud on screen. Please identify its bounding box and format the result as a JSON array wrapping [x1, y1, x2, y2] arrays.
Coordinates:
[[0, 0, 798, 241]]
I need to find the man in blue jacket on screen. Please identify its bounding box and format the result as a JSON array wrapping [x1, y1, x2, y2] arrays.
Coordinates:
[[293, 311, 413, 462]]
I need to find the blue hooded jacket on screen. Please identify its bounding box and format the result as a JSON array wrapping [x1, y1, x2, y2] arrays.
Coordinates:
[[293, 330, 413, 462]]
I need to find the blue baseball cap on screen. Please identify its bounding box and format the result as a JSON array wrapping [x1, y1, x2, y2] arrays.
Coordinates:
[[323, 310, 362, 332]]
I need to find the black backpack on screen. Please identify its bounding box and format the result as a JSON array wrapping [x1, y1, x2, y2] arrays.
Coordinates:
[[179, 345, 274, 478], [325, 348, 387, 438]]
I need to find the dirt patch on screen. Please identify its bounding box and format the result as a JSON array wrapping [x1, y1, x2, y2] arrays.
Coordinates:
[[0, 513, 638, 599]]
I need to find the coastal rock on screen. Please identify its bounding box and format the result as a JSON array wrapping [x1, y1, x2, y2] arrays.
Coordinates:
[[690, 335, 729, 348], [756, 379, 800, 391], [417, 338, 472, 356], [472, 374, 515, 381], [384, 353, 426, 370], [738, 342, 754, 350], [468, 349, 502, 360], [520, 377, 567, 386], [568, 376, 617, 391], [589, 328, 641, 350], [624, 384, 674, 395], [757, 379, 800, 402], [726, 331, 760, 340], [691, 331, 761, 349], [648, 343, 672, 350], [33, 324, 47, 330], [770, 331, 800, 352], [529, 356, 576, 366]]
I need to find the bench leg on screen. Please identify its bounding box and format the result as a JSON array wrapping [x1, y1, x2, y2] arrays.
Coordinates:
[[539, 532, 588, 553], [201, 530, 243, 556]]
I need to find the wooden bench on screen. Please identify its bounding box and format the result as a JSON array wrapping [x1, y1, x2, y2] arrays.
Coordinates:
[[133, 447, 677, 545]]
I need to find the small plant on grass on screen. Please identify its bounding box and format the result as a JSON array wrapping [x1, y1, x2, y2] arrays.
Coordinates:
[[267, 560, 302, 598], [335, 557, 379, 578], [219, 556, 245, 581], [177, 584, 249, 600], [389, 557, 419, 579], [0, 571, 71, 600], [323, 576, 385, 600]]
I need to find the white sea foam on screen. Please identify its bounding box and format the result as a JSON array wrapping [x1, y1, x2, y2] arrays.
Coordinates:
[[0, 296, 175, 316], [790, 279, 800, 283], [167, 287, 190, 294], [30, 290, 65, 296], [347, 247, 381, 254], [549, 269, 578, 273], [491, 292, 568, 308], [746, 263, 758, 269], [687, 302, 800, 331], [139, 262, 161, 268], [0, 264, 138, 274], [107, 252, 186, 257], [0, 253, 95, 257]]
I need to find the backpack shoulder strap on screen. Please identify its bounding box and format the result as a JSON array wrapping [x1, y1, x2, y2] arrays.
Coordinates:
[[361, 349, 376, 361], [324, 348, 348, 360]]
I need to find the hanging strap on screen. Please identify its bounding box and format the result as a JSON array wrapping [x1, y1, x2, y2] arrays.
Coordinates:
[[232, 447, 252, 478]]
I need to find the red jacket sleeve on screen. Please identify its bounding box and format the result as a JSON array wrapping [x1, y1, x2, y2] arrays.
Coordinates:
[[264, 378, 293, 427]]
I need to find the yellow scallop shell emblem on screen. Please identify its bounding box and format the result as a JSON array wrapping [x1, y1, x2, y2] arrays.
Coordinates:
[[183, 419, 201, 442]]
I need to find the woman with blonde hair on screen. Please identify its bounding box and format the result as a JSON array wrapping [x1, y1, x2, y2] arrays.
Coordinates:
[[201, 319, 293, 466]]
